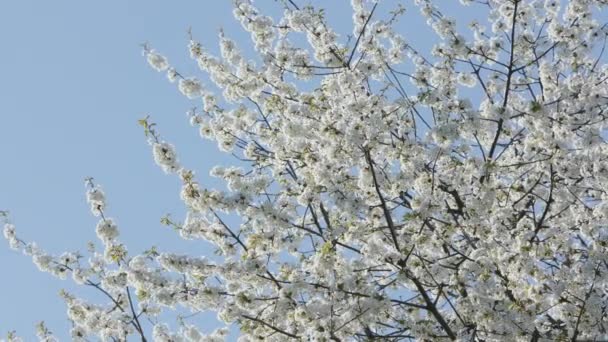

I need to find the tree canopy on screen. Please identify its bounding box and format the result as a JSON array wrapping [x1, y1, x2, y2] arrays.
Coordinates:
[[4, 0, 608, 340]]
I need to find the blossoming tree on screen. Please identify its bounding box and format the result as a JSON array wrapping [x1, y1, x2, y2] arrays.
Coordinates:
[[4, 0, 608, 340]]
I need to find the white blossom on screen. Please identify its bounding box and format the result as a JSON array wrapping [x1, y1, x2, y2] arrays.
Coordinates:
[[95, 218, 119, 243], [146, 50, 169, 72], [178, 77, 203, 99], [152, 141, 179, 173]]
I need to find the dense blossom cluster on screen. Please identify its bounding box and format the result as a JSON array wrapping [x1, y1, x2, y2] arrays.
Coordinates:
[[4, 0, 608, 340]]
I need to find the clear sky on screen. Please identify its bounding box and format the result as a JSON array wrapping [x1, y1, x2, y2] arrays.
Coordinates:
[[0, 0, 517, 340], [0, 1, 244, 338]]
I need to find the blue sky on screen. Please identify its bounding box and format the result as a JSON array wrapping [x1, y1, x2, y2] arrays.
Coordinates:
[[0, 1, 243, 338], [0, 0, 514, 339]]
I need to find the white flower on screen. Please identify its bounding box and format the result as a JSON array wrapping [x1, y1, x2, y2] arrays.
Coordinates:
[[544, 0, 559, 15], [153, 142, 180, 173], [129, 255, 147, 270], [167, 67, 178, 83], [199, 122, 214, 139], [152, 324, 182, 342], [183, 325, 202, 341], [32, 253, 53, 272], [457, 72, 476, 87], [202, 328, 229, 342], [3, 223, 15, 240], [86, 187, 106, 217], [95, 218, 119, 243], [70, 326, 87, 341], [178, 77, 203, 99], [71, 268, 89, 285], [147, 50, 169, 72], [4, 224, 19, 250]]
